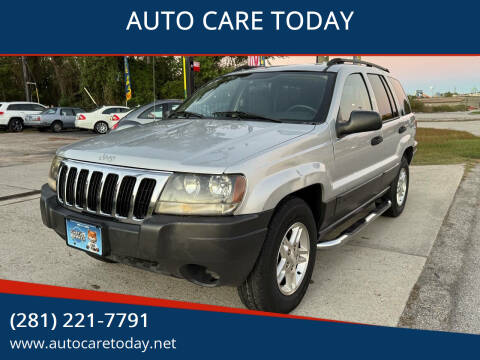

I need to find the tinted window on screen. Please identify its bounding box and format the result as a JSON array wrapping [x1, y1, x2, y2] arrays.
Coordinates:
[[338, 73, 372, 123], [139, 106, 163, 119], [367, 74, 394, 121], [389, 77, 411, 115], [61, 108, 74, 116], [30, 104, 46, 111], [102, 108, 116, 114], [7, 104, 22, 111], [175, 72, 336, 122], [119, 108, 130, 113], [381, 77, 398, 118], [171, 104, 180, 111]]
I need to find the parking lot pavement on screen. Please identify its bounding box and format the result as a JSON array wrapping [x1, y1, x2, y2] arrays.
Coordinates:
[[399, 165, 480, 334], [0, 159, 464, 326], [418, 120, 480, 136], [415, 111, 480, 122], [0, 129, 95, 167]]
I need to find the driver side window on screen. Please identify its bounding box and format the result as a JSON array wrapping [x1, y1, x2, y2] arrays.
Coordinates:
[[338, 73, 372, 123]]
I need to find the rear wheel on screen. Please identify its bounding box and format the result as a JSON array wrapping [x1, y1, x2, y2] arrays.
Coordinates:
[[237, 197, 316, 313], [8, 118, 23, 132], [51, 121, 63, 133], [383, 156, 409, 217], [94, 121, 108, 134]]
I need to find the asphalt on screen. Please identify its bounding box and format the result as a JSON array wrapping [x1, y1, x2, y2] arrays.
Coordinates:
[[399, 164, 480, 334], [0, 129, 466, 327], [417, 120, 480, 136]]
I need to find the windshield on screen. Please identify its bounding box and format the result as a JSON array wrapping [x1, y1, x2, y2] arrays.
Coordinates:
[[41, 108, 57, 114], [173, 71, 335, 123]]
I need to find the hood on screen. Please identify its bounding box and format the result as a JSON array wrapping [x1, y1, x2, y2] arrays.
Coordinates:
[[58, 119, 315, 173]]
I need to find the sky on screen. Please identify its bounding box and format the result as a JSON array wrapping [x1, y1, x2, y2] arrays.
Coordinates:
[[267, 56, 480, 95]]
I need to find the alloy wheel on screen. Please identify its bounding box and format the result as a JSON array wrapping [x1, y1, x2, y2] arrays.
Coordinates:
[[276, 222, 310, 296]]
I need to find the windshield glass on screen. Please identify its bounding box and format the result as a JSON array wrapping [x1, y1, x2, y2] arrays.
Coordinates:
[[41, 108, 57, 114], [173, 71, 335, 122]]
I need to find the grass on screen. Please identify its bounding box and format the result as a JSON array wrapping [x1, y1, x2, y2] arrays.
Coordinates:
[[412, 128, 480, 167], [469, 110, 480, 115]]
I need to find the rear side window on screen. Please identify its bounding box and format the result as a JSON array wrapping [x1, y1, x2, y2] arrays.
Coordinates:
[[74, 108, 85, 114], [338, 73, 372, 123], [367, 74, 394, 121], [119, 108, 130, 113], [102, 108, 116, 114], [7, 104, 23, 111], [389, 77, 411, 115], [61, 108, 74, 116]]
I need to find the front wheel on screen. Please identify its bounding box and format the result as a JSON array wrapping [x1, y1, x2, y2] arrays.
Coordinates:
[[238, 197, 316, 313], [51, 121, 63, 133], [94, 121, 109, 134], [383, 156, 409, 217]]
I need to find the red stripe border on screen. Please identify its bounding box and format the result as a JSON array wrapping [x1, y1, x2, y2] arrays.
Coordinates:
[[0, 54, 479, 56], [0, 279, 357, 324]]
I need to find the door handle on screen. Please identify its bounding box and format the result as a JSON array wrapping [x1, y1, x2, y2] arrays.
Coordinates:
[[398, 125, 407, 134], [371, 136, 383, 146]]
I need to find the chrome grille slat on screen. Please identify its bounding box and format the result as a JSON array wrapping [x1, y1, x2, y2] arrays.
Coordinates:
[[56, 159, 171, 224]]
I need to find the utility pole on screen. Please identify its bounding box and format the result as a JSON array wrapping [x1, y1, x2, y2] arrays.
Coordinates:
[[21, 56, 30, 101], [183, 56, 195, 98]]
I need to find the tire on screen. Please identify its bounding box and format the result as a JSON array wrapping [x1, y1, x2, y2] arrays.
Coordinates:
[[8, 118, 23, 132], [85, 252, 117, 263], [94, 121, 108, 134], [237, 197, 317, 313], [51, 121, 63, 133], [383, 156, 409, 217]]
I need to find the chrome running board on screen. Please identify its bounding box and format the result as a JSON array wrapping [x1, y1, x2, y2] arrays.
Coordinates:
[[317, 200, 392, 250]]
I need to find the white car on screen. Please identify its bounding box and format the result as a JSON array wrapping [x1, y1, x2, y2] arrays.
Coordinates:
[[0, 102, 47, 132], [75, 106, 130, 134]]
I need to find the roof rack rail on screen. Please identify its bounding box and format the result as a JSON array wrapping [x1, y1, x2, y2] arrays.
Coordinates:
[[325, 58, 390, 73]]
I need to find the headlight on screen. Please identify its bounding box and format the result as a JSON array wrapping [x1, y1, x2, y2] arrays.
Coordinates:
[[155, 173, 246, 215], [47, 156, 64, 191]]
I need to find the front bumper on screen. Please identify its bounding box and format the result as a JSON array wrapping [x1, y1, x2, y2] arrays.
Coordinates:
[[40, 184, 271, 286]]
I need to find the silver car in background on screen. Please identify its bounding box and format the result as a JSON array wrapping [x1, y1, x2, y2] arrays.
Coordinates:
[[25, 107, 85, 132], [113, 99, 182, 131]]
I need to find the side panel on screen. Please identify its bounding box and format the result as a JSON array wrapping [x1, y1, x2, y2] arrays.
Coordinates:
[[228, 125, 335, 215]]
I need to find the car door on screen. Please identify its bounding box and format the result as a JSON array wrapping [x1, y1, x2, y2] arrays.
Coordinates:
[[330, 72, 386, 218], [385, 76, 414, 168], [366, 74, 406, 184], [61, 108, 76, 128]]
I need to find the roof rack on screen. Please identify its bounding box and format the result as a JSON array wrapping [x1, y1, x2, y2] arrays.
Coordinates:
[[325, 58, 390, 73]]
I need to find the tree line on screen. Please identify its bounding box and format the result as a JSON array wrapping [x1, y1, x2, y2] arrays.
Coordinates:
[[0, 56, 247, 109]]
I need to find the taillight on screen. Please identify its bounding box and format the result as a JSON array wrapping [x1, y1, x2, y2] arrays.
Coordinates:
[[112, 114, 120, 121], [0, 112, 4, 115], [36, 116, 41, 121], [112, 123, 119, 130], [77, 114, 86, 120]]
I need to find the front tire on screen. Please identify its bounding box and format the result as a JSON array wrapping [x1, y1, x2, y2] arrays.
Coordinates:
[[383, 156, 409, 217], [238, 197, 316, 313], [94, 121, 108, 134], [51, 121, 63, 133]]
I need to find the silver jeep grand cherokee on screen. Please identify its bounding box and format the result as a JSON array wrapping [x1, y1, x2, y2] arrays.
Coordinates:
[[40, 59, 417, 313]]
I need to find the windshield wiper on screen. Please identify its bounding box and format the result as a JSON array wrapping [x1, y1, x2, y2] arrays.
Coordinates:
[[168, 110, 204, 119], [212, 111, 282, 123]]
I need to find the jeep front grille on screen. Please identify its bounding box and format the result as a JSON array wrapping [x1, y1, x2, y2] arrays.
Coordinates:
[[56, 159, 171, 222]]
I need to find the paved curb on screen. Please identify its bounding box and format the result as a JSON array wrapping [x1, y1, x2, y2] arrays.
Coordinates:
[[398, 165, 480, 331]]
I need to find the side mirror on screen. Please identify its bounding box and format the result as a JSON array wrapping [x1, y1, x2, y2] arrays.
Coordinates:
[[336, 110, 382, 137]]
